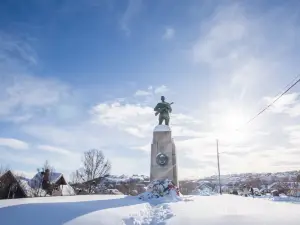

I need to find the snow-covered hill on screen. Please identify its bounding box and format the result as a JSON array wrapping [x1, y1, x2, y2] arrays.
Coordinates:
[[1, 194, 300, 225], [104, 174, 150, 183]]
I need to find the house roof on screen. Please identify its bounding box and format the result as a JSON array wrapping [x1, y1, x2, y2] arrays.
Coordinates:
[[0, 170, 34, 197], [198, 183, 213, 191], [17, 177, 35, 197], [31, 172, 66, 185]]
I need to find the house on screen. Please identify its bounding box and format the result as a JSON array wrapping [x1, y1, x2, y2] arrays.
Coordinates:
[[0, 170, 34, 199], [179, 180, 199, 194], [0, 170, 76, 199], [267, 182, 300, 196], [190, 182, 216, 196], [31, 171, 75, 196]]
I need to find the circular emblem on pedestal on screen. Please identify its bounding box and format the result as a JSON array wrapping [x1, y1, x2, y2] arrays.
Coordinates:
[[156, 153, 168, 166]]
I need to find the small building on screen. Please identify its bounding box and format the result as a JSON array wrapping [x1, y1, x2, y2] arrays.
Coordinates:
[[0, 170, 34, 199], [179, 180, 199, 194], [31, 172, 75, 196]]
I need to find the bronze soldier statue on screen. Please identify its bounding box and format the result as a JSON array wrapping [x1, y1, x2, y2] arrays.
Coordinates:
[[154, 96, 173, 126]]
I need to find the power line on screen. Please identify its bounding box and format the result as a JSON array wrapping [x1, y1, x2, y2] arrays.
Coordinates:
[[238, 74, 300, 129], [217, 74, 300, 172], [281, 74, 300, 92]]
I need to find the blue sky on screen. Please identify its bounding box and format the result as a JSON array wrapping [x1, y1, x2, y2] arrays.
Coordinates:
[[0, 0, 300, 179]]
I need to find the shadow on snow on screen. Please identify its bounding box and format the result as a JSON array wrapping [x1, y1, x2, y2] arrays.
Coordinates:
[[0, 196, 143, 225]]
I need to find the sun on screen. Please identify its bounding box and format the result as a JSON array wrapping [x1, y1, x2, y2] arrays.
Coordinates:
[[213, 109, 250, 143], [220, 109, 247, 131]]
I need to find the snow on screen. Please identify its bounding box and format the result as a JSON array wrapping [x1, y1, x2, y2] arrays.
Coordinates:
[[1, 194, 300, 225], [18, 178, 35, 197], [153, 125, 171, 132], [104, 174, 149, 184], [191, 188, 216, 196], [31, 172, 64, 187], [138, 179, 180, 201], [62, 184, 76, 196]]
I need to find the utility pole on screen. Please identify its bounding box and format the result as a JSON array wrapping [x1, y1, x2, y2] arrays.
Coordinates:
[[216, 139, 222, 195]]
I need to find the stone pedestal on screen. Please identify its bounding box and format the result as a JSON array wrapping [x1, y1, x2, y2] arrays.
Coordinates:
[[150, 125, 178, 186]]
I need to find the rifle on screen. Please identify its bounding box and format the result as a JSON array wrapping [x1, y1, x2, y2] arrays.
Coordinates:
[[155, 102, 174, 116]]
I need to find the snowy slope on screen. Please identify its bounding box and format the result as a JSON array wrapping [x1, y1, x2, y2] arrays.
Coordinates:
[[1, 195, 300, 225], [104, 174, 149, 183]]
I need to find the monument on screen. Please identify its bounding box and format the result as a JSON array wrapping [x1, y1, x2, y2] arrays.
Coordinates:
[[150, 96, 178, 186]]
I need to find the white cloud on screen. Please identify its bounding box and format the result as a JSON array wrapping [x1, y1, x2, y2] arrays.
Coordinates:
[[12, 170, 36, 179], [0, 74, 69, 120], [263, 92, 300, 117], [37, 145, 72, 155], [120, 0, 143, 36], [135, 90, 152, 96], [19, 120, 150, 175], [131, 142, 151, 152], [0, 34, 65, 122], [286, 104, 300, 117], [192, 4, 248, 65], [154, 85, 169, 94], [4, 114, 33, 123], [91, 101, 154, 138], [21, 124, 111, 151], [192, 3, 300, 102], [172, 113, 202, 126], [162, 27, 175, 40], [0, 32, 38, 66], [0, 150, 41, 167], [135, 85, 170, 97], [0, 138, 29, 150], [284, 125, 300, 145], [6, 75, 67, 107], [90, 97, 204, 139]]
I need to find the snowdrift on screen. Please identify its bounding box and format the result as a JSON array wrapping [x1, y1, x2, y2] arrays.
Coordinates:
[[138, 179, 181, 201]]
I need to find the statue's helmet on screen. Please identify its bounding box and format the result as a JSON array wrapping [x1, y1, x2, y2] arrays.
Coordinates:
[[161, 96, 165, 101]]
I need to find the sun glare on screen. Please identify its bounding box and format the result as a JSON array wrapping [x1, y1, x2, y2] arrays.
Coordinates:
[[221, 110, 247, 131], [213, 109, 250, 143]]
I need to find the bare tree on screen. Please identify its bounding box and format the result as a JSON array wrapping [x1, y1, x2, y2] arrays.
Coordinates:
[[70, 170, 83, 185], [73, 149, 111, 193], [42, 160, 55, 173], [43, 160, 50, 170]]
